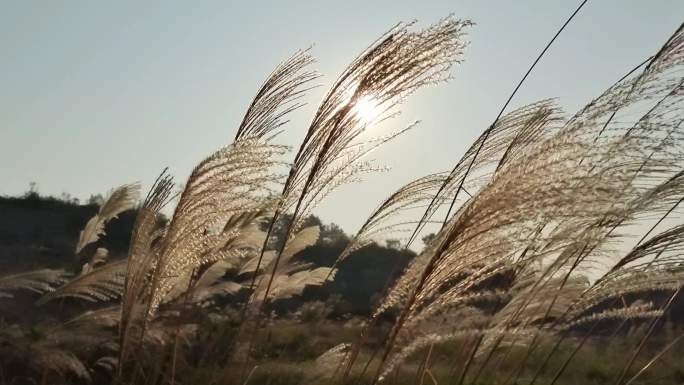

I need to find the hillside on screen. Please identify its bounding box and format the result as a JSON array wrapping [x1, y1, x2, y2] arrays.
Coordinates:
[[0, 193, 415, 316]]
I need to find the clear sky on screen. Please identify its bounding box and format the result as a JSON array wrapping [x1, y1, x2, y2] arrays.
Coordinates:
[[1, 1, 682, 234]]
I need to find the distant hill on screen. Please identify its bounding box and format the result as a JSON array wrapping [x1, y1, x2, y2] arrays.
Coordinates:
[[0, 193, 136, 273], [2, 192, 684, 329], [0, 193, 415, 316]]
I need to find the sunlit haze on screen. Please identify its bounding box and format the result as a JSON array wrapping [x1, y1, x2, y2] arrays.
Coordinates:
[[1, 1, 682, 233]]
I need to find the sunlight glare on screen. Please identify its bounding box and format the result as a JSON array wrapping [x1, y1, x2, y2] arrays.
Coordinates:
[[353, 95, 380, 124]]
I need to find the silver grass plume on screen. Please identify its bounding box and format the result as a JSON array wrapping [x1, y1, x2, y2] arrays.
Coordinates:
[[76, 183, 141, 254], [250, 225, 334, 301], [118, 170, 174, 376], [573, 223, 684, 316], [196, 225, 331, 305], [37, 259, 128, 304], [373, 23, 684, 379], [377, 100, 566, 318], [117, 49, 316, 374], [145, 139, 286, 315], [118, 140, 284, 374], [251, 16, 472, 313], [0, 311, 121, 383], [406, 99, 564, 247], [81, 247, 109, 274], [167, 212, 270, 303], [234, 49, 318, 141], [0, 269, 68, 298], [65, 306, 122, 329], [336, 172, 454, 265]]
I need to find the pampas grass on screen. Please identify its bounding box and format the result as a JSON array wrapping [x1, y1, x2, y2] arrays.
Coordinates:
[[2, 13, 683, 385], [0, 268, 68, 298]]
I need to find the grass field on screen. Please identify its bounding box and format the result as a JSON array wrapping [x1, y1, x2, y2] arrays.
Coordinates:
[[1, 13, 684, 385]]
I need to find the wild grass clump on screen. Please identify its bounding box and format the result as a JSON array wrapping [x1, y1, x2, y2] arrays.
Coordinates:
[[0, 12, 683, 385]]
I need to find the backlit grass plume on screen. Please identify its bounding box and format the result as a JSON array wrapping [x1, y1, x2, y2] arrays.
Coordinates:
[[250, 16, 472, 315], [116, 49, 317, 377], [0, 269, 68, 298], [336, 172, 454, 265], [37, 259, 127, 304], [5, 12, 684, 385], [76, 183, 140, 254], [234, 49, 318, 141], [367, 23, 684, 383]]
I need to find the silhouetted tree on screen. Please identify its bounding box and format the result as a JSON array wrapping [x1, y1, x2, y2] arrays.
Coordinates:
[[421, 233, 436, 246], [385, 239, 401, 250]]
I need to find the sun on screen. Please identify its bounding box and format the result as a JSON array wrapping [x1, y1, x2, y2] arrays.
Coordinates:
[[353, 95, 380, 124]]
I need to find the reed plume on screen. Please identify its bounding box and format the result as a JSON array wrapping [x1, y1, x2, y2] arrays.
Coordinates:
[[251, 16, 472, 316], [37, 259, 127, 304], [371, 22, 684, 380], [116, 49, 318, 377], [76, 183, 140, 254], [0, 269, 68, 298]]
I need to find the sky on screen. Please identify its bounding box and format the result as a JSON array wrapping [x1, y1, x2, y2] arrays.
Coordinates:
[[1, 1, 683, 234]]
